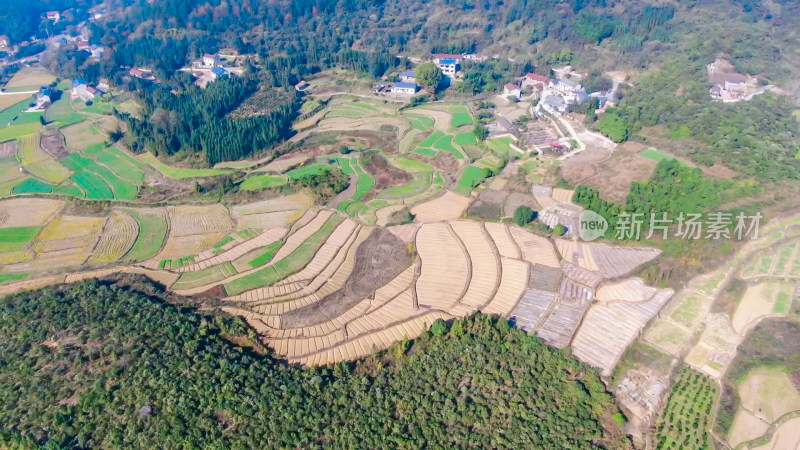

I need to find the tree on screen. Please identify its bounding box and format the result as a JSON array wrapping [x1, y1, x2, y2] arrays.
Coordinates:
[[414, 62, 443, 93], [554, 224, 567, 236], [595, 112, 629, 142], [512, 206, 537, 226], [473, 123, 489, 141]]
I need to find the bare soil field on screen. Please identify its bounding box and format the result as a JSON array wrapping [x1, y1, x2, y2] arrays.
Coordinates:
[[0, 140, 18, 157], [562, 141, 656, 203], [410, 191, 472, 223], [0, 198, 63, 227], [39, 129, 69, 159], [731, 281, 796, 334], [280, 229, 411, 328], [361, 153, 410, 200], [752, 417, 800, 450]]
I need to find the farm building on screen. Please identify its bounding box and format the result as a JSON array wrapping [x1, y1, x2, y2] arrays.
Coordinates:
[[73, 83, 101, 102], [391, 82, 418, 94], [523, 72, 551, 87], [76, 41, 89, 51], [541, 95, 567, 113], [45, 11, 60, 22], [503, 83, 521, 99], [33, 88, 52, 110], [202, 53, 221, 68], [129, 68, 154, 80], [708, 65, 753, 102], [399, 71, 416, 83], [295, 80, 310, 91]]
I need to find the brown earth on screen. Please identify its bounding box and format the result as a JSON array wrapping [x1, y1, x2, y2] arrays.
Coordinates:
[[0, 140, 18, 157], [361, 152, 410, 201], [561, 142, 657, 203], [280, 229, 412, 328], [467, 200, 502, 220], [504, 192, 541, 217], [40, 129, 70, 159]]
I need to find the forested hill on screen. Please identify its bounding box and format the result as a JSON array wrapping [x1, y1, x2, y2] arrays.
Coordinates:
[[84, 0, 800, 81], [0, 280, 627, 448]]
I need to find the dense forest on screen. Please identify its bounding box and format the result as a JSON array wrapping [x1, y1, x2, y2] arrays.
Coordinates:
[[117, 75, 298, 164], [0, 280, 627, 448], [0, 0, 100, 43]]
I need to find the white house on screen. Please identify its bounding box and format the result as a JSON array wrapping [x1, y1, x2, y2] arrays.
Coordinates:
[[398, 71, 416, 83], [46, 11, 61, 22], [89, 45, 105, 59], [555, 78, 583, 92], [202, 54, 220, 68], [0, 35, 9, 49], [391, 82, 418, 95], [503, 82, 521, 99], [436, 58, 457, 77]]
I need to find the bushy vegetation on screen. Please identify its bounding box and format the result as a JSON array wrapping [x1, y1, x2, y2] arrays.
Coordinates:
[[512, 206, 537, 226], [0, 280, 627, 448]]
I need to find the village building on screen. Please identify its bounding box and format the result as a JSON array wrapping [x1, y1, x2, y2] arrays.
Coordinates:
[[436, 58, 457, 77], [46, 11, 61, 22], [210, 66, 229, 80], [89, 45, 105, 59], [522, 72, 551, 88], [391, 82, 418, 95], [129, 68, 154, 80], [709, 71, 749, 101], [554, 78, 583, 92], [432, 53, 463, 64], [503, 82, 521, 99], [34, 88, 52, 110], [541, 95, 567, 113], [295, 80, 310, 91], [202, 53, 221, 68], [0, 36, 10, 49], [76, 41, 90, 51], [398, 70, 416, 83]]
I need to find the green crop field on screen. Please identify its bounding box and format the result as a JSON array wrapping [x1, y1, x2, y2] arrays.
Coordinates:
[[44, 99, 85, 126], [405, 113, 435, 131], [0, 225, 41, 252], [379, 172, 432, 199], [71, 170, 114, 199], [59, 153, 93, 171], [352, 161, 375, 200], [0, 99, 32, 125], [450, 112, 473, 128], [392, 157, 433, 173], [85, 163, 138, 200], [53, 182, 85, 197], [287, 164, 331, 179], [240, 174, 288, 191], [171, 262, 237, 290], [226, 215, 345, 295], [248, 240, 285, 267], [334, 157, 356, 175], [454, 132, 478, 146], [415, 148, 437, 157], [96, 149, 146, 184], [455, 165, 491, 195], [12, 178, 55, 194], [418, 131, 445, 148], [655, 367, 717, 450], [0, 122, 41, 141], [486, 136, 517, 157], [433, 135, 465, 159], [138, 152, 231, 179], [122, 210, 168, 262], [0, 272, 29, 284], [24, 159, 72, 184]]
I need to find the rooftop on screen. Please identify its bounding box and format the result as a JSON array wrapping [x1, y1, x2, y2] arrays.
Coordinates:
[[438, 59, 456, 65], [394, 82, 417, 89]]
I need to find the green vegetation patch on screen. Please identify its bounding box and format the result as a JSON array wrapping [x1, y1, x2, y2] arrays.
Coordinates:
[[405, 113, 435, 131], [379, 172, 432, 199], [432, 135, 465, 160], [392, 157, 433, 173], [240, 174, 288, 191], [71, 170, 114, 199], [248, 240, 285, 267], [0, 225, 41, 252], [654, 367, 717, 449], [11, 178, 55, 194], [0, 272, 29, 284], [96, 149, 146, 184], [59, 154, 93, 171], [486, 136, 517, 157], [122, 210, 168, 262], [450, 112, 473, 128], [0, 122, 41, 141], [453, 132, 478, 146], [418, 131, 445, 148], [640, 149, 691, 167], [226, 215, 345, 295], [139, 152, 231, 179], [455, 165, 492, 195], [171, 262, 237, 290], [286, 164, 331, 180]]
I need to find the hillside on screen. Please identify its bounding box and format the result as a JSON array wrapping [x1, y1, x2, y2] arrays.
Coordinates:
[[0, 280, 627, 448]]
